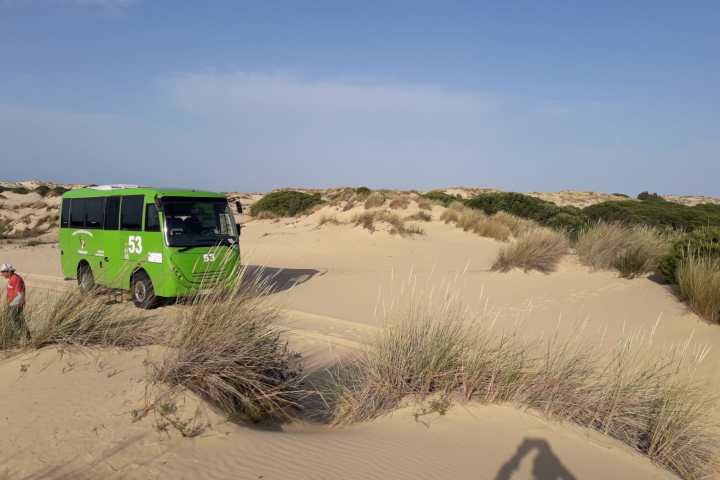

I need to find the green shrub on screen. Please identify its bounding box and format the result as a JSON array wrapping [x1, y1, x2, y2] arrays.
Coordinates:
[[611, 193, 629, 198], [0, 185, 30, 195], [250, 191, 323, 217], [658, 227, 720, 283], [354, 186, 371, 197], [583, 200, 720, 231], [637, 191, 665, 201], [421, 191, 460, 207], [465, 192, 588, 233]]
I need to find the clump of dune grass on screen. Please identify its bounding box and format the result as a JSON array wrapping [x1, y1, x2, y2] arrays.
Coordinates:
[[363, 192, 386, 209], [26, 291, 151, 348], [440, 208, 460, 224], [155, 275, 305, 422], [440, 204, 532, 242], [576, 222, 670, 278], [404, 211, 432, 222], [331, 291, 720, 479], [492, 211, 536, 237], [388, 196, 410, 210], [352, 210, 424, 236], [492, 228, 569, 273], [416, 199, 432, 211], [677, 256, 720, 323], [317, 215, 342, 227]]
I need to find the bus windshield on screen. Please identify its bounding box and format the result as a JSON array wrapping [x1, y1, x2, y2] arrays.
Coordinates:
[[161, 197, 237, 248]]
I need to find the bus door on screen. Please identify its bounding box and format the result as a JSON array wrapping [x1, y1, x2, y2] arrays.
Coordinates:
[[101, 195, 123, 287]]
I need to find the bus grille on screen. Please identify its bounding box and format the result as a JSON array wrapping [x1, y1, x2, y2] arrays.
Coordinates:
[[191, 270, 225, 285]]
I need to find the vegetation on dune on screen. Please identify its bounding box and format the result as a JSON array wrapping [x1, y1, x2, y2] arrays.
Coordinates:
[[465, 192, 588, 233], [421, 190, 461, 207], [34, 185, 69, 197], [492, 228, 569, 273], [677, 256, 720, 324], [0, 185, 30, 195], [329, 292, 719, 479], [352, 210, 424, 236], [155, 276, 305, 422], [576, 222, 670, 278], [658, 227, 720, 283], [584, 197, 720, 231], [250, 190, 323, 217], [363, 192, 386, 209]]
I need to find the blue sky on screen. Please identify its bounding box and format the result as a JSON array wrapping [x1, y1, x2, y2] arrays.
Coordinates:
[[1, 1, 718, 195]]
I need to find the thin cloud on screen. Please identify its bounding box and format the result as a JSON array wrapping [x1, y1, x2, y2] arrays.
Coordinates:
[[169, 72, 502, 115]]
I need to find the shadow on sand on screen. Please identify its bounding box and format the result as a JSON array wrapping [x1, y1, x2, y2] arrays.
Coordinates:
[[495, 437, 577, 480], [241, 265, 323, 294]]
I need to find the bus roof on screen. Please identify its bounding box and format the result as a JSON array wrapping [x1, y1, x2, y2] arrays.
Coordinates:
[[62, 185, 227, 200]]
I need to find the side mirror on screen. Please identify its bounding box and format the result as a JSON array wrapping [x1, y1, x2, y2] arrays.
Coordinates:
[[235, 201, 243, 214], [236, 223, 242, 237]]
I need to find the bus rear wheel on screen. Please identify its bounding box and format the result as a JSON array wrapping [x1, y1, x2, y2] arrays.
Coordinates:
[[131, 271, 159, 309], [77, 263, 95, 293]]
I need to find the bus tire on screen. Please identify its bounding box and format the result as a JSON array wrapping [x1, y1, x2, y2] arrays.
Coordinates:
[[77, 262, 96, 293], [131, 271, 158, 309]]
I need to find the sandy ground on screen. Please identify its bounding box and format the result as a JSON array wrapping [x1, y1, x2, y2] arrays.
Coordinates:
[[1, 202, 718, 479]]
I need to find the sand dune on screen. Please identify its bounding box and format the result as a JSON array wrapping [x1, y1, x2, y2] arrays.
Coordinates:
[[1, 184, 719, 478]]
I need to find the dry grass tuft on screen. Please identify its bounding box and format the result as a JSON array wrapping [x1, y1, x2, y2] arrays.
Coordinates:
[[331, 292, 720, 479], [364, 192, 386, 209], [155, 274, 305, 422], [677, 256, 720, 323], [352, 210, 424, 236], [416, 199, 432, 211], [388, 196, 410, 210], [317, 215, 342, 227], [441, 204, 532, 242], [404, 211, 432, 222], [492, 228, 569, 273], [576, 222, 670, 278], [28, 291, 152, 349]]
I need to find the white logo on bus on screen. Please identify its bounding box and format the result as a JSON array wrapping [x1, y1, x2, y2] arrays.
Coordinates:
[[128, 236, 143, 254], [203, 253, 215, 262]]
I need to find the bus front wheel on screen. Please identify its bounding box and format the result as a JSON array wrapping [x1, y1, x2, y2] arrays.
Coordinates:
[[131, 271, 159, 309]]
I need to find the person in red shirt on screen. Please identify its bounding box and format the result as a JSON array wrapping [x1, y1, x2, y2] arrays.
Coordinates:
[[1, 263, 30, 341]]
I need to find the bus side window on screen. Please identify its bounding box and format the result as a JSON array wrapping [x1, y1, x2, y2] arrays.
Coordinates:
[[120, 195, 144, 231], [86, 198, 105, 229], [145, 204, 161, 232], [104, 196, 120, 230], [60, 199, 71, 228], [70, 198, 86, 228]]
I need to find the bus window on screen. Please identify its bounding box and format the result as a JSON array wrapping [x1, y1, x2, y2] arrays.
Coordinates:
[[60, 199, 71, 228], [120, 196, 144, 231], [86, 198, 105, 229], [145, 204, 160, 232], [104, 196, 120, 230], [70, 198, 86, 228]]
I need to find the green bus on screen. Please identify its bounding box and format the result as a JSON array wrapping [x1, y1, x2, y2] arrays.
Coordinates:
[[59, 185, 242, 308]]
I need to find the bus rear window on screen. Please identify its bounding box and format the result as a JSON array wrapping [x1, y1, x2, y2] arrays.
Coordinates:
[[60, 199, 70, 228], [120, 196, 144, 231]]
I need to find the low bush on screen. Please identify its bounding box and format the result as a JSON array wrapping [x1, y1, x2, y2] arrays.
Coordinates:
[[422, 191, 461, 207], [0, 185, 30, 195], [331, 293, 720, 479], [354, 186, 371, 197], [492, 228, 569, 273], [658, 227, 720, 283], [156, 277, 305, 422], [584, 200, 720, 231], [576, 222, 670, 278], [677, 256, 720, 324], [416, 199, 432, 211], [250, 191, 323, 217], [317, 215, 342, 227], [465, 192, 588, 233]]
